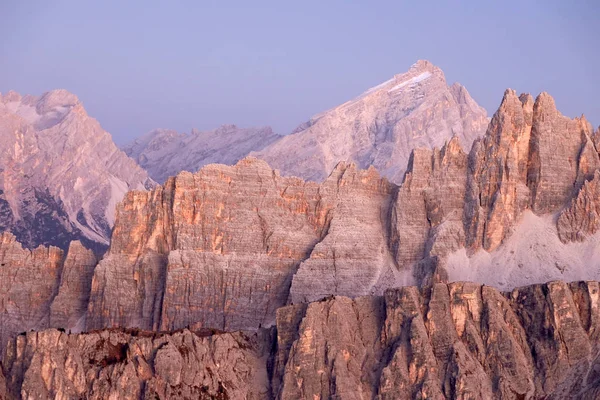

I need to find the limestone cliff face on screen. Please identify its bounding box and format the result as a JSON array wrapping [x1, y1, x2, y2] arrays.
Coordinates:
[[465, 89, 599, 252], [558, 170, 600, 242], [390, 136, 468, 283], [2, 88, 600, 398], [4, 280, 600, 399], [0, 233, 96, 358], [1, 89, 598, 352], [1, 328, 272, 399], [464, 90, 535, 252], [253, 60, 489, 184], [277, 281, 600, 399], [0, 90, 154, 251], [86, 157, 406, 333], [288, 163, 404, 303], [0, 233, 63, 359]]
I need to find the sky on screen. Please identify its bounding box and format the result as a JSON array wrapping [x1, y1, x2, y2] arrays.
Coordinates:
[[0, 1, 598, 145]]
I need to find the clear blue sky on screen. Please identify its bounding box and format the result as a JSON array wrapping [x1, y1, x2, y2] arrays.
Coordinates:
[[1, 1, 598, 144]]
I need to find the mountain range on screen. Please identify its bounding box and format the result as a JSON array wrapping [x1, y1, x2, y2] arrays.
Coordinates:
[[123, 125, 280, 183], [254, 60, 489, 184], [1, 60, 600, 398], [125, 60, 489, 185]]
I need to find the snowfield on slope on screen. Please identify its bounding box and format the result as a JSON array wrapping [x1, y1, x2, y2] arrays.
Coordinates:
[[446, 211, 600, 290]]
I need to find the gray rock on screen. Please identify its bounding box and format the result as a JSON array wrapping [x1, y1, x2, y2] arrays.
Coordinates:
[[0, 90, 154, 251], [123, 124, 281, 183], [253, 60, 489, 184]]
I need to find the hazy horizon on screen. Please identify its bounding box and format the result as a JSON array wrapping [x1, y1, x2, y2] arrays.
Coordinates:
[[1, 1, 598, 145]]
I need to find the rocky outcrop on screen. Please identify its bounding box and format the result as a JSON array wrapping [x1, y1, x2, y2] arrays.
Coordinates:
[[49, 241, 97, 331], [1, 328, 272, 399], [5, 280, 600, 399], [124, 125, 281, 183], [86, 157, 412, 334], [389, 136, 468, 282], [275, 280, 600, 399], [558, 170, 600, 242], [0, 90, 154, 251], [0, 233, 64, 359], [465, 89, 599, 252], [0, 233, 96, 358], [288, 163, 407, 303], [464, 90, 535, 252], [253, 60, 489, 184]]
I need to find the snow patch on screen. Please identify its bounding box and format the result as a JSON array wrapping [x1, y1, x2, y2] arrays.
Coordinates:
[[106, 176, 130, 225], [445, 211, 600, 290], [362, 77, 396, 95], [3, 101, 41, 125], [388, 72, 432, 93]]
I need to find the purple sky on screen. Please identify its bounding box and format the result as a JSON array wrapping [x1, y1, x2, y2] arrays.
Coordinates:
[[1, 1, 598, 144]]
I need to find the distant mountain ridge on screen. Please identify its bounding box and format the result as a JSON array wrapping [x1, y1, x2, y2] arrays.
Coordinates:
[[252, 60, 490, 183], [0, 89, 154, 251], [125, 60, 489, 185], [123, 124, 281, 183]]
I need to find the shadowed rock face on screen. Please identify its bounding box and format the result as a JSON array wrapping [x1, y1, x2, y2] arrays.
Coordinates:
[[0, 90, 154, 251], [4, 281, 600, 399], [558, 170, 600, 242], [253, 60, 490, 184], [123, 125, 282, 184]]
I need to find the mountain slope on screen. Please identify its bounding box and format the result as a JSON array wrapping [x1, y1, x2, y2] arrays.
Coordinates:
[[123, 124, 281, 183], [0, 90, 154, 251], [253, 60, 490, 183]]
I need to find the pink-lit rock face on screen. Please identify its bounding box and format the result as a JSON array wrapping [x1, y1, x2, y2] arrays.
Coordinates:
[[0, 233, 96, 356], [2, 88, 598, 354], [465, 90, 599, 252], [1, 328, 272, 399], [87, 157, 401, 332], [1, 82, 600, 398], [4, 280, 600, 399]]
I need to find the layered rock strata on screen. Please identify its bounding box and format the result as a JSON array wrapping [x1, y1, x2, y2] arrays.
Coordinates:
[[0, 233, 96, 359], [465, 90, 599, 252], [86, 158, 407, 333], [1, 328, 272, 399], [4, 280, 600, 399]]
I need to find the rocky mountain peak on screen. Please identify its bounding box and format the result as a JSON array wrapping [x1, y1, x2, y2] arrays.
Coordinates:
[[253, 60, 489, 184], [0, 90, 22, 103], [35, 89, 80, 115], [404, 58, 445, 78], [0, 89, 154, 251], [214, 123, 238, 133]]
